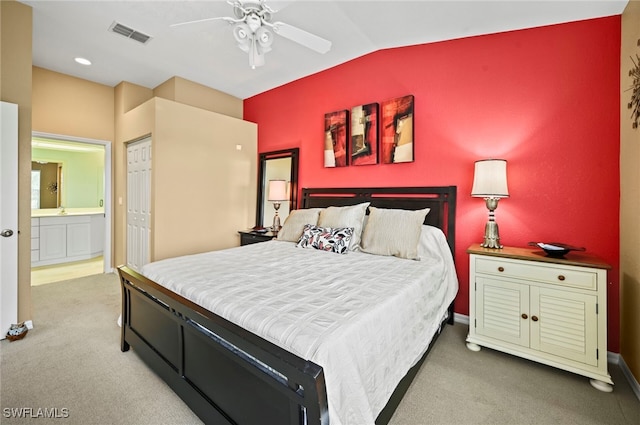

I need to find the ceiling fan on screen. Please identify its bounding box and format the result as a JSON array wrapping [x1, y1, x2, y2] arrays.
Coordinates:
[[171, 0, 332, 69]]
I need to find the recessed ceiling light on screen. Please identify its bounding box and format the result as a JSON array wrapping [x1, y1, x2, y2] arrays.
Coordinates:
[[74, 57, 91, 66]]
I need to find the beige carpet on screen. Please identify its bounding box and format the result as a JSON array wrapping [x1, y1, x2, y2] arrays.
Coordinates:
[[1, 273, 638, 424]]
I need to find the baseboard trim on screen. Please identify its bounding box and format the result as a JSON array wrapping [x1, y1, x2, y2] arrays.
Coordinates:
[[618, 354, 640, 401], [454, 313, 469, 325]]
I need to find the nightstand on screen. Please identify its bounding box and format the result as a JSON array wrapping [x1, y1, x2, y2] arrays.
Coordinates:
[[238, 230, 276, 246], [466, 243, 613, 392]]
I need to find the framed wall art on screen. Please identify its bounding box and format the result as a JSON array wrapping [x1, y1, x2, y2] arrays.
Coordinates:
[[324, 110, 349, 167], [350, 103, 378, 166], [380, 95, 414, 164]]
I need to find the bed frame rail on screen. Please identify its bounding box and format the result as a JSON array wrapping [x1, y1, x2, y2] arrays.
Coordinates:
[[119, 266, 329, 425]]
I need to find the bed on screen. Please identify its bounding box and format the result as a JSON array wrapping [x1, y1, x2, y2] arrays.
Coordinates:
[[118, 186, 457, 425]]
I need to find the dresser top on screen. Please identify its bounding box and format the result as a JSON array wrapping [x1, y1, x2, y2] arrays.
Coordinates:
[[467, 243, 611, 270]]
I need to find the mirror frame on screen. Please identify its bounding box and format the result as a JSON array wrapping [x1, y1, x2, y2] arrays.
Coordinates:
[[256, 148, 299, 227]]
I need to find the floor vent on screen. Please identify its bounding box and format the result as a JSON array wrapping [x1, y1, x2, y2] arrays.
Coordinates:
[[108, 21, 152, 44]]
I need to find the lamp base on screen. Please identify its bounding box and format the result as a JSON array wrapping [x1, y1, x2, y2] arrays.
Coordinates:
[[481, 220, 502, 249], [272, 213, 281, 232], [272, 202, 281, 232]]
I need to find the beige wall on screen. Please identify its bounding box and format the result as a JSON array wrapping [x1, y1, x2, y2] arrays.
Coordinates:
[[116, 96, 257, 264], [32, 67, 114, 141], [1, 0, 32, 322], [153, 76, 243, 119], [152, 97, 256, 259], [620, 0, 640, 384]]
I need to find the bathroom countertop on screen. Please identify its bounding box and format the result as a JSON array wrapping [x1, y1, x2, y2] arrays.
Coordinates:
[[31, 208, 105, 218]]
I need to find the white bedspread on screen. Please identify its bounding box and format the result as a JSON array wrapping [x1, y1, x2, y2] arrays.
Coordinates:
[[141, 227, 458, 425]]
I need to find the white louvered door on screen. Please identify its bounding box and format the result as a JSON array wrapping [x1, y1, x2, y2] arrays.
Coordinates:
[[476, 277, 529, 347], [530, 287, 597, 366], [126, 138, 151, 271]]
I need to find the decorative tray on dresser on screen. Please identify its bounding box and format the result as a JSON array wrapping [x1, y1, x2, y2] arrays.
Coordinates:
[[466, 243, 613, 392]]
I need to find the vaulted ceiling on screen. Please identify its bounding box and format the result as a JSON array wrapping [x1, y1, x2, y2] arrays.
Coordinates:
[[23, 1, 628, 99]]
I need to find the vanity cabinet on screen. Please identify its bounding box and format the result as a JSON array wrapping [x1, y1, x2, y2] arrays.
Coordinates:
[[466, 244, 613, 391], [32, 214, 103, 267], [39, 221, 68, 262]]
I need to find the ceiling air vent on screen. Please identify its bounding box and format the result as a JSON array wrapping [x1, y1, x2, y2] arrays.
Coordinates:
[[108, 21, 152, 44]]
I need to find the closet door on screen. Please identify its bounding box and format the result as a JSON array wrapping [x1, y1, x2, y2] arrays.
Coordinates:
[[126, 138, 151, 271]]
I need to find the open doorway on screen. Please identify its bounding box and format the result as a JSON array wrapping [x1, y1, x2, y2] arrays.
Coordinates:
[[30, 133, 112, 285]]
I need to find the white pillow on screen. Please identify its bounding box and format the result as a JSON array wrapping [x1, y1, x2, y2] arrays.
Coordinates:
[[317, 202, 370, 250], [360, 206, 430, 260], [417, 225, 451, 261], [276, 208, 323, 242]]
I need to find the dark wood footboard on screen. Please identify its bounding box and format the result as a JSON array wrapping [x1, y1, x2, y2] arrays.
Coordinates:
[[119, 266, 329, 425], [119, 265, 454, 425]]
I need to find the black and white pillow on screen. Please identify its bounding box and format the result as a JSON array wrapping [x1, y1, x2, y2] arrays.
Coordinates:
[[296, 224, 354, 254]]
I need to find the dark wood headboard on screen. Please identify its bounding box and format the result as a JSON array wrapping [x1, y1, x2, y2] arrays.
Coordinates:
[[301, 186, 457, 254]]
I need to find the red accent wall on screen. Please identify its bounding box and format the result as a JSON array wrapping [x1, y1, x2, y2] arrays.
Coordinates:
[[244, 17, 621, 352]]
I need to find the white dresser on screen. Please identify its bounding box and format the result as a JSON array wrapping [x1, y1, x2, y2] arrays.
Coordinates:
[[466, 244, 613, 392]]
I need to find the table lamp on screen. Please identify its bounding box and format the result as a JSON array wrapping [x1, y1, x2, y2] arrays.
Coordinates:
[[267, 179, 287, 231], [471, 159, 509, 248]]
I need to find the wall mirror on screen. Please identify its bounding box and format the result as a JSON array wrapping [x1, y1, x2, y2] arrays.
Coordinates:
[[256, 148, 299, 228], [31, 161, 62, 208], [31, 137, 105, 210]]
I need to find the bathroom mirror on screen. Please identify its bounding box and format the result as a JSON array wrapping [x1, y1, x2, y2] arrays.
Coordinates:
[[31, 137, 105, 210], [256, 148, 299, 228], [31, 161, 62, 208]]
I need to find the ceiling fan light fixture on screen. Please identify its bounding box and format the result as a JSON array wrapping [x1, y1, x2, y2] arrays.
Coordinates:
[[172, 0, 331, 69], [256, 27, 273, 50], [233, 23, 251, 43]]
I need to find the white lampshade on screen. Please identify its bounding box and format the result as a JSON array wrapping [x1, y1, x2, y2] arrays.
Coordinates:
[[471, 159, 509, 198], [268, 180, 288, 202]]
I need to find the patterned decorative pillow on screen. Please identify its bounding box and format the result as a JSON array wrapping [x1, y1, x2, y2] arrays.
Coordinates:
[[296, 224, 354, 254], [317, 202, 370, 251]]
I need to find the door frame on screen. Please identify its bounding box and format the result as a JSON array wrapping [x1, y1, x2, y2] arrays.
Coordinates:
[[32, 132, 113, 273]]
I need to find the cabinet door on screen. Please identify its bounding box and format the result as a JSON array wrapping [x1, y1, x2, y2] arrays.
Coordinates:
[[67, 222, 91, 257], [39, 224, 67, 261], [530, 286, 598, 366], [476, 277, 529, 347]]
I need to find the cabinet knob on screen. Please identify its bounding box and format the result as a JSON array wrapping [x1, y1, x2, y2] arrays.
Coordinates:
[[498, 266, 505, 272], [532, 316, 539, 322], [557, 275, 565, 281], [521, 313, 528, 319]]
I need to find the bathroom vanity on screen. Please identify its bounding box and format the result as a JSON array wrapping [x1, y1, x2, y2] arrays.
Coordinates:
[[31, 209, 104, 267]]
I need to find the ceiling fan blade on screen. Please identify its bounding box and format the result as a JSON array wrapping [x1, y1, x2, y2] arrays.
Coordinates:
[[270, 21, 331, 54], [170, 16, 236, 28]]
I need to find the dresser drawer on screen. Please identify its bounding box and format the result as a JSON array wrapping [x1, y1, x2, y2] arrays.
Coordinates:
[[475, 257, 597, 290]]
